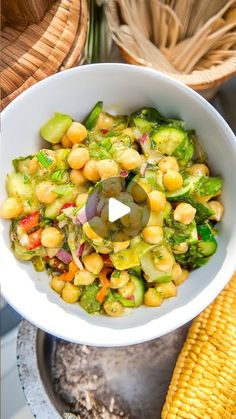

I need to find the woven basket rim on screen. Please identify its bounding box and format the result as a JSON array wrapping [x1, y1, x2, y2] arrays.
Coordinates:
[[119, 45, 236, 90], [1, 0, 88, 109], [105, 0, 236, 91]]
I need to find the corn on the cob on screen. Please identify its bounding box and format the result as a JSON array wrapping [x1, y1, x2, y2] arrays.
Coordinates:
[[162, 273, 236, 419]]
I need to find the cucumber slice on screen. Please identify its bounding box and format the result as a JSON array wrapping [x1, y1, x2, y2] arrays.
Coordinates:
[[40, 113, 72, 144], [132, 117, 154, 132], [152, 127, 186, 155], [84, 101, 103, 130], [187, 221, 198, 244], [141, 252, 171, 283], [13, 156, 33, 175], [126, 174, 140, 193], [197, 240, 217, 257], [6, 172, 34, 199], [110, 249, 140, 270], [45, 190, 77, 219], [130, 275, 144, 307], [173, 135, 193, 166]]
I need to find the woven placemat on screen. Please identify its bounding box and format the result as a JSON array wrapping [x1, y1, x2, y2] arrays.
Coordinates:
[[1, 0, 88, 109]]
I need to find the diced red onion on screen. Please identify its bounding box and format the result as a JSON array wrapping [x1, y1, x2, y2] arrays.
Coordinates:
[[77, 206, 87, 224], [56, 249, 72, 264], [120, 170, 129, 177], [86, 190, 99, 220], [77, 243, 85, 257], [140, 162, 147, 177], [58, 219, 67, 229], [140, 133, 148, 144]]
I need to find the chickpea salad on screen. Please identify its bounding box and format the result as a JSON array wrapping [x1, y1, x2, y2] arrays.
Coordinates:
[[1, 103, 224, 316]]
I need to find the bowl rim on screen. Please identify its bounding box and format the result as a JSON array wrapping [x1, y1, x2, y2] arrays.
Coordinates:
[[1, 63, 236, 346]]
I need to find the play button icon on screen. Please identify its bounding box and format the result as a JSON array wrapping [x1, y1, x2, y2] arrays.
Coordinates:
[[85, 176, 150, 242], [108, 198, 131, 222]]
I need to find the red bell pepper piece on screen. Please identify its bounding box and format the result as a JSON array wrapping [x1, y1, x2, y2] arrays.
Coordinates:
[[61, 203, 76, 211], [20, 211, 39, 232], [27, 228, 42, 250]]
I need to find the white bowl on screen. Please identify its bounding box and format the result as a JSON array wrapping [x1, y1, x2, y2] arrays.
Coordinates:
[[1, 64, 236, 346]]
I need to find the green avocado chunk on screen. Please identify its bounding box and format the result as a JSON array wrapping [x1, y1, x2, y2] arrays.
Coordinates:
[[80, 283, 101, 314], [141, 252, 172, 283]]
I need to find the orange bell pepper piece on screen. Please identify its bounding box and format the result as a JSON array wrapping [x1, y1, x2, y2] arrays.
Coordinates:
[[58, 261, 78, 282], [96, 286, 108, 303], [96, 267, 113, 303]]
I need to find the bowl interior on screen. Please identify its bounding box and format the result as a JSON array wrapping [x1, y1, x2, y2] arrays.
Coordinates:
[[1, 64, 236, 346]]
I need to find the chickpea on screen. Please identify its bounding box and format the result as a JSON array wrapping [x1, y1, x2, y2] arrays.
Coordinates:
[[103, 300, 124, 317], [96, 113, 114, 130], [118, 281, 135, 299], [110, 270, 129, 289], [113, 237, 130, 253], [100, 204, 109, 223], [83, 252, 104, 275], [159, 156, 179, 173], [119, 148, 142, 170], [29, 157, 39, 174], [174, 203, 196, 225], [163, 169, 183, 191], [70, 169, 87, 186], [148, 190, 166, 212], [76, 193, 88, 207], [102, 178, 122, 197], [173, 242, 189, 254], [173, 269, 189, 286], [83, 222, 101, 241], [171, 263, 182, 282], [61, 282, 81, 304], [188, 163, 209, 177], [41, 227, 63, 248], [97, 159, 119, 179], [67, 147, 89, 169], [61, 134, 72, 148], [207, 201, 224, 222], [156, 282, 177, 299], [74, 269, 96, 286], [154, 248, 174, 272], [144, 288, 163, 307], [50, 276, 65, 294], [66, 122, 87, 144], [0, 197, 23, 219], [121, 203, 142, 229], [83, 160, 100, 182], [132, 180, 151, 203], [142, 226, 163, 245], [35, 181, 57, 204], [90, 216, 108, 238]]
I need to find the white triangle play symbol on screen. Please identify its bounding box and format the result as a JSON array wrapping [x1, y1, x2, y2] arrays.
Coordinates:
[[108, 197, 130, 222]]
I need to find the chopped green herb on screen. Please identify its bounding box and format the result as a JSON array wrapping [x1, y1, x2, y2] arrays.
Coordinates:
[[51, 170, 66, 182], [36, 151, 53, 168]]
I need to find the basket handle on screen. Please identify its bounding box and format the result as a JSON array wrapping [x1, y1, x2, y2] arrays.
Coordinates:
[[2, 0, 54, 27]]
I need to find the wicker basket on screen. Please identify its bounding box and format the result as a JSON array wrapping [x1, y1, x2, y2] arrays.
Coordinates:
[[105, 0, 236, 98], [1, 0, 88, 109]]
